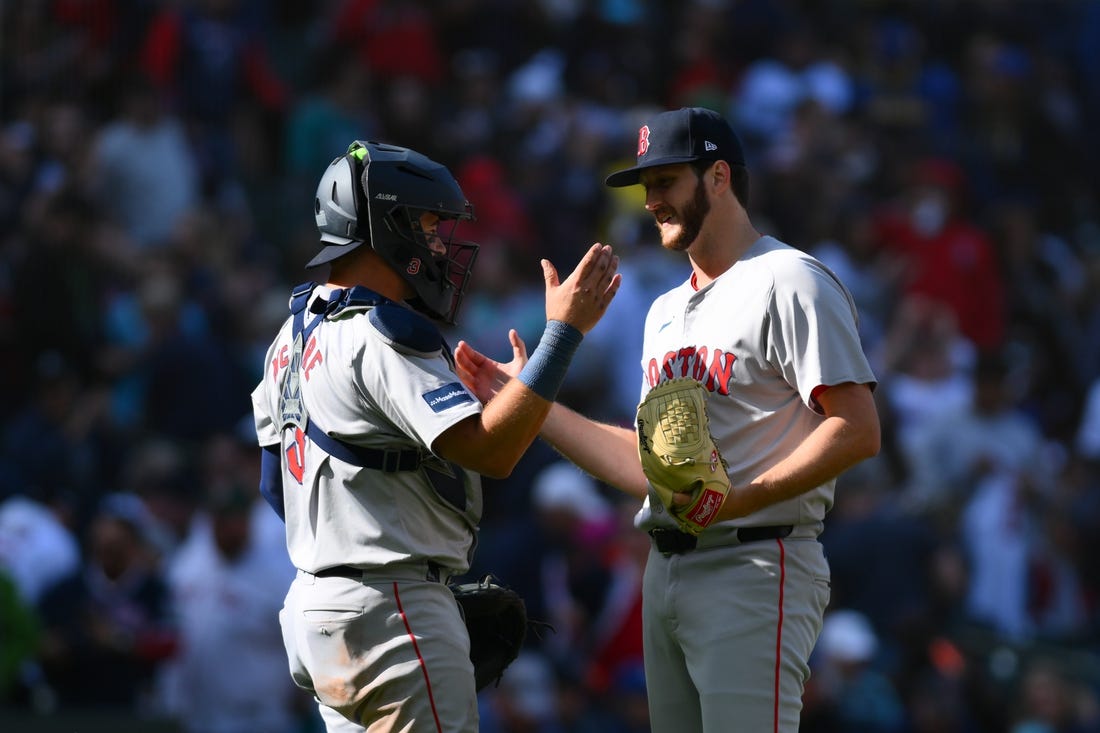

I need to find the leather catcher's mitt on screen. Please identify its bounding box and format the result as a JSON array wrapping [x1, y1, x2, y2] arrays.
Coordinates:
[[636, 378, 731, 535], [450, 576, 528, 691]]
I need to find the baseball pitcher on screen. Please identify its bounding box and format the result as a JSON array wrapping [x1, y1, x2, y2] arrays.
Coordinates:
[[455, 108, 880, 733]]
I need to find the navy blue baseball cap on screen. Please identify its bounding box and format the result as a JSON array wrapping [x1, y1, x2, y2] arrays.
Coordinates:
[[605, 107, 746, 188]]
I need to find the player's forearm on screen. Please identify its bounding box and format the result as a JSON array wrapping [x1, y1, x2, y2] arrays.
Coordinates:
[[719, 410, 880, 521], [439, 320, 588, 476], [540, 402, 649, 499], [435, 380, 551, 478]]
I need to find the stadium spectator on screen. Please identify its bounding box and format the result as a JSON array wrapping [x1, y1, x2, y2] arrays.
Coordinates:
[[87, 75, 201, 250], [157, 481, 299, 733], [34, 493, 178, 709]]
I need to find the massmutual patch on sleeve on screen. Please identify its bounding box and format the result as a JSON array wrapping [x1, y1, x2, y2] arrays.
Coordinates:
[[423, 382, 475, 413]]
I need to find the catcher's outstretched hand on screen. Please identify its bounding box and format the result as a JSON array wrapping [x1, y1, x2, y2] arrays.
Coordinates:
[[543, 243, 621, 335], [636, 378, 731, 535], [455, 243, 619, 403], [455, 330, 528, 405]]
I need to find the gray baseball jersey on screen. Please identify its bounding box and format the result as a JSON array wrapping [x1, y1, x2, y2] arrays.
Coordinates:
[[252, 285, 484, 575], [634, 235, 877, 733], [635, 235, 876, 533], [252, 284, 486, 731]]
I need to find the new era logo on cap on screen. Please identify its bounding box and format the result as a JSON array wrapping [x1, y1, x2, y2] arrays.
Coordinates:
[[605, 107, 745, 188]]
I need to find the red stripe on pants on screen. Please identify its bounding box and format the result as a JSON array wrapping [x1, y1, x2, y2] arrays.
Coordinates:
[[772, 539, 786, 733], [395, 582, 444, 733]]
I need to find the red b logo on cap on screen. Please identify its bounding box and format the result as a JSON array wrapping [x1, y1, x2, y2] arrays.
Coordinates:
[[637, 125, 650, 156]]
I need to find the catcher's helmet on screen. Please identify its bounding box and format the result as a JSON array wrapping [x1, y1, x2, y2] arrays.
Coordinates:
[[309, 140, 479, 324]]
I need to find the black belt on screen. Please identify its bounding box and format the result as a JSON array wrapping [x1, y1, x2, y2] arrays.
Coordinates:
[[313, 562, 447, 583], [649, 525, 793, 555]]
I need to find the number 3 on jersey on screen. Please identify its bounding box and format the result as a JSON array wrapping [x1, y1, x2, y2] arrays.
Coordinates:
[[286, 427, 307, 484]]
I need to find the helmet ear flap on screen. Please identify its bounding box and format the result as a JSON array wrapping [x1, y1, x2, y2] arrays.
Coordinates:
[[311, 154, 366, 256]]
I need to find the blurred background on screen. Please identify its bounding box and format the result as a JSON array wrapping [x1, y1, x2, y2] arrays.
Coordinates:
[[2, 0, 1100, 731]]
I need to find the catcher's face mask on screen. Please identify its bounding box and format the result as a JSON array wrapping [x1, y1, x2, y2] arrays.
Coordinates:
[[378, 196, 480, 325], [356, 141, 480, 325]]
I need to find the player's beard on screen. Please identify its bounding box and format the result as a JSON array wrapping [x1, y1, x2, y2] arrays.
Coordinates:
[[657, 175, 710, 252]]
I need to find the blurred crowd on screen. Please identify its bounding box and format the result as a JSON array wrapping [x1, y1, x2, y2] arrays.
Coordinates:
[[3, 0, 1100, 731]]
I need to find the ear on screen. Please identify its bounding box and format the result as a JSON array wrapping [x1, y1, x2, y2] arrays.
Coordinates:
[[711, 160, 731, 193]]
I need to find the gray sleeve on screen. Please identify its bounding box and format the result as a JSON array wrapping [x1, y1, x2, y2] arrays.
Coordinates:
[[358, 326, 482, 452], [251, 345, 282, 448], [765, 258, 877, 411]]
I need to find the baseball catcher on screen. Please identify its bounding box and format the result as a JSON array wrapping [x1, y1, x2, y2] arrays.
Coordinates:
[[449, 576, 529, 690], [636, 378, 731, 535], [252, 137, 617, 731]]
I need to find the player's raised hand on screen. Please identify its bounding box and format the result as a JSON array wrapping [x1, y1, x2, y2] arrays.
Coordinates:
[[455, 329, 529, 404], [542, 243, 621, 334]]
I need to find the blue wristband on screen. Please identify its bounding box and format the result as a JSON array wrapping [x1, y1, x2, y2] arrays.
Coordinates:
[[517, 320, 584, 401]]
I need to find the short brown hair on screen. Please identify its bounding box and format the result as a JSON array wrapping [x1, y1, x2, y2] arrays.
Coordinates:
[[691, 160, 749, 208]]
